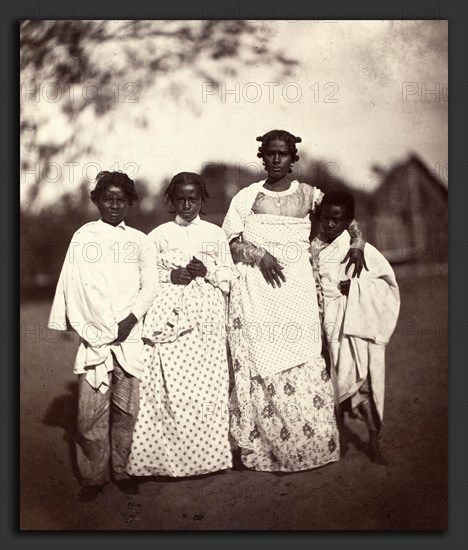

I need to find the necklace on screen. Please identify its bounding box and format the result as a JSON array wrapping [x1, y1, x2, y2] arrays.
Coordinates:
[[263, 180, 290, 207]]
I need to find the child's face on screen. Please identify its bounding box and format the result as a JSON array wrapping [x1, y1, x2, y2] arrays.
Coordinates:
[[94, 185, 130, 226], [263, 139, 293, 180], [320, 204, 351, 242], [172, 183, 201, 222]]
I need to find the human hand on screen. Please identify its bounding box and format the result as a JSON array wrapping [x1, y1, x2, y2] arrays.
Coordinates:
[[341, 248, 368, 278], [186, 256, 208, 278], [338, 280, 351, 296], [170, 267, 193, 285], [259, 252, 286, 288], [113, 313, 138, 343]]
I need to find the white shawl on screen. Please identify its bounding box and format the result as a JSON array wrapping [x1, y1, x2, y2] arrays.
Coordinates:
[[222, 180, 266, 242], [316, 230, 400, 420]]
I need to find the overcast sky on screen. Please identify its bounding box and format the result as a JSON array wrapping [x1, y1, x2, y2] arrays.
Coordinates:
[[21, 20, 448, 207]]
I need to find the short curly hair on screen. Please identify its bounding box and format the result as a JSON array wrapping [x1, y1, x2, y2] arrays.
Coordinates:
[[320, 191, 355, 220], [90, 171, 138, 205], [164, 172, 209, 204], [256, 130, 302, 162]]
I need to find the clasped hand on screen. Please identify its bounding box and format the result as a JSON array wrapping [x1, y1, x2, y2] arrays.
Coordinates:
[[171, 257, 207, 285]]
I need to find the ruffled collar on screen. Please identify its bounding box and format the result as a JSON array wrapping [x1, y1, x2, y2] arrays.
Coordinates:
[[259, 179, 299, 197]]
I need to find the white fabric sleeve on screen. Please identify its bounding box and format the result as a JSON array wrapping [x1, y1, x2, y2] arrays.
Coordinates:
[[49, 235, 118, 346], [348, 219, 365, 250], [229, 236, 266, 265], [344, 248, 400, 344], [131, 234, 159, 321], [204, 230, 238, 293]]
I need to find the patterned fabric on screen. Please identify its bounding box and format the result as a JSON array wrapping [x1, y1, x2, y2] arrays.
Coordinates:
[[222, 179, 364, 248], [253, 180, 322, 218], [127, 217, 234, 477], [127, 279, 232, 476], [233, 214, 322, 379], [229, 274, 340, 471], [223, 181, 340, 471]]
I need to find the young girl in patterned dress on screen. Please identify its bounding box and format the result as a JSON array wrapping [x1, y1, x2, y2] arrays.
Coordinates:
[[222, 130, 366, 472], [127, 172, 236, 477]]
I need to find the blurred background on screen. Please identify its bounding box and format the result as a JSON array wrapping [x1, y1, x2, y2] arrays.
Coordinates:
[[20, 20, 448, 298], [20, 20, 449, 529]]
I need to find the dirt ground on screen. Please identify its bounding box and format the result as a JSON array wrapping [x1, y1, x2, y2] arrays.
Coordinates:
[[20, 275, 448, 530]]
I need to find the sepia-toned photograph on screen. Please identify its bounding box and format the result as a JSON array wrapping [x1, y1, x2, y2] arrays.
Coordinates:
[[20, 19, 448, 530]]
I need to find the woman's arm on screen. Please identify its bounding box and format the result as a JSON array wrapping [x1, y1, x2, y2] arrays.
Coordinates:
[[348, 219, 365, 250], [230, 236, 285, 288], [342, 220, 368, 277], [229, 235, 266, 265]]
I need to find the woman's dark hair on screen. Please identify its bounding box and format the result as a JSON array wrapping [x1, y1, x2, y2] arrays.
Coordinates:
[[90, 171, 138, 205], [256, 130, 302, 163], [164, 172, 209, 204], [320, 190, 355, 220]]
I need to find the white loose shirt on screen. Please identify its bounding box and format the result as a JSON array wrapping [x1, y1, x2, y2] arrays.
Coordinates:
[[48, 220, 158, 392]]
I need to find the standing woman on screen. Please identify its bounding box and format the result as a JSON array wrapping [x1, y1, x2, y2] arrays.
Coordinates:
[[223, 130, 366, 472], [127, 172, 236, 477]]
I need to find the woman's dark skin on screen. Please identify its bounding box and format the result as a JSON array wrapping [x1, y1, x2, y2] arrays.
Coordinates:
[[258, 139, 366, 288], [256, 139, 290, 288]]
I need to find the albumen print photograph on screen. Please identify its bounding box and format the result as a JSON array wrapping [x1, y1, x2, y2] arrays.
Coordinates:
[[20, 19, 448, 530]]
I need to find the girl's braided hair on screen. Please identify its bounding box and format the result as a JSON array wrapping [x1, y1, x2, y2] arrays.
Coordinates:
[[164, 172, 209, 204]]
